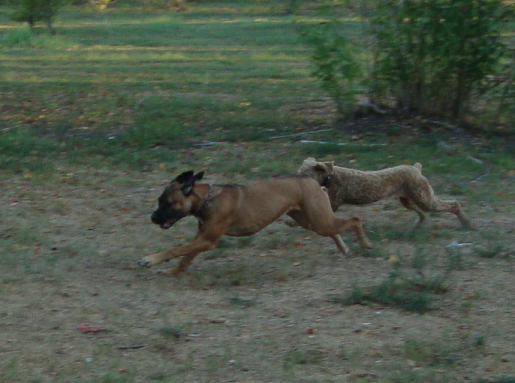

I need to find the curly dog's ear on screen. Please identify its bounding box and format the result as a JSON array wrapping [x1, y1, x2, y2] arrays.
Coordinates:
[[324, 162, 334, 174], [312, 161, 334, 174], [302, 157, 317, 166]]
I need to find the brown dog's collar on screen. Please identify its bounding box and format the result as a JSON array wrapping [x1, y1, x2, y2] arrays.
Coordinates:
[[196, 184, 214, 218]]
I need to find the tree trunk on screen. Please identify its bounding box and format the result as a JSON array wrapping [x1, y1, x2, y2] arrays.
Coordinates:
[[45, 16, 56, 35], [27, 15, 35, 31], [176, 0, 185, 12]]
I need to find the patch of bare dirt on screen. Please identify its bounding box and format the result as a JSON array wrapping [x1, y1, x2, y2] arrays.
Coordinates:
[[1, 162, 514, 383]]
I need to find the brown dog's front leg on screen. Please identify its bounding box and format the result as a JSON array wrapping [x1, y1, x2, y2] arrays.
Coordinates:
[[159, 254, 198, 276], [330, 235, 349, 256], [137, 236, 217, 273]]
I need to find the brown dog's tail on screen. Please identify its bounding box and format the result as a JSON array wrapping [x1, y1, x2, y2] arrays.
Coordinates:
[[413, 162, 423, 172]]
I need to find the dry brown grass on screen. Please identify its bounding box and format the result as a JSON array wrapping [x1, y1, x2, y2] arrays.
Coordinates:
[[1, 145, 515, 383]]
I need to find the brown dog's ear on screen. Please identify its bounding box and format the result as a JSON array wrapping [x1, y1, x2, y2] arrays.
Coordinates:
[[180, 171, 205, 196], [174, 170, 195, 184], [193, 171, 204, 182], [324, 162, 334, 174]]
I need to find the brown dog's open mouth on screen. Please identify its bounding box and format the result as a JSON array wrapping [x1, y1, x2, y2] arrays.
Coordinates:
[[160, 218, 178, 230]]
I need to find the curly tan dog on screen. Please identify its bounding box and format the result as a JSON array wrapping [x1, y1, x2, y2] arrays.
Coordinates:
[[138, 171, 372, 275], [298, 157, 472, 229]]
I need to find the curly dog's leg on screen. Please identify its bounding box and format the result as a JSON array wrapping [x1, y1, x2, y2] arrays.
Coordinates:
[[400, 197, 427, 228]]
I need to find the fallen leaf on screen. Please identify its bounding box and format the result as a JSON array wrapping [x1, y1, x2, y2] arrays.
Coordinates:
[[77, 323, 108, 333], [388, 255, 399, 263]]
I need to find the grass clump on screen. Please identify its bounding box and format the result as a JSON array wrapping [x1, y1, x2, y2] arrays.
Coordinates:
[[0, 26, 78, 48], [330, 252, 449, 314], [479, 378, 515, 383], [157, 326, 182, 340], [475, 242, 506, 259], [331, 279, 435, 314], [226, 295, 257, 308], [283, 348, 324, 369], [404, 338, 460, 366]]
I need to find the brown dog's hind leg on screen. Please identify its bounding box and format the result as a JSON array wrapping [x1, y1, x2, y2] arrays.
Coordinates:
[[331, 234, 349, 256], [339, 216, 373, 250], [287, 210, 371, 253]]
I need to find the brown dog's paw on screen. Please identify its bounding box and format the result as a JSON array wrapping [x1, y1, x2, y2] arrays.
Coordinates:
[[137, 258, 152, 268], [137, 254, 162, 268], [156, 268, 180, 277]]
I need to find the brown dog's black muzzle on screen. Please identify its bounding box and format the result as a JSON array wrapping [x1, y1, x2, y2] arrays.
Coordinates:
[[151, 211, 161, 225], [151, 207, 187, 229]]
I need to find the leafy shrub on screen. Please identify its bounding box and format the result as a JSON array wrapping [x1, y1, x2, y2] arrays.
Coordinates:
[[0, 26, 33, 47], [6, 0, 71, 34], [299, 20, 363, 118], [0, 27, 78, 48], [369, 0, 512, 120]]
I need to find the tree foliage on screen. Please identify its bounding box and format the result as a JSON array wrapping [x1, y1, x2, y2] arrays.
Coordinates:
[[299, 21, 363, 118], [302, 0, 513, 122], [370, 0, 511, 120], [8, 0, 71, 34]]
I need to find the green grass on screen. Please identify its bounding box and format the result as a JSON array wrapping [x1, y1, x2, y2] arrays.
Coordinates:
[[1, 4, 514, 180], [330, 249, 454, 313], [0, 6, 514, 382]]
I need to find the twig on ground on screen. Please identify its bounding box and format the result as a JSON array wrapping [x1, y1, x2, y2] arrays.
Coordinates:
[[268, 129, 332, 140], [117, 344, 146, 350], [299, 140, 386, 146]]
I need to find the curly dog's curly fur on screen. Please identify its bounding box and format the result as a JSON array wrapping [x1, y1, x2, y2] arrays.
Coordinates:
[[298, 157, 472, 229]]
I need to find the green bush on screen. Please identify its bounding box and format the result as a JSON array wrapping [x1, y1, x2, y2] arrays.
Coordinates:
[[299, 20, 363, 118], [369, 0, 511, 120], [7, 0, 71, 34]]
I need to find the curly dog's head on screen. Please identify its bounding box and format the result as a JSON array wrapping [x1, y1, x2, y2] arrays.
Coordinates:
[[297, 157, 334, 185]]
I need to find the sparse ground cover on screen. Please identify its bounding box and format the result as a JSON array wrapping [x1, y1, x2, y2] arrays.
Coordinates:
[[1, 3, 515, 383]]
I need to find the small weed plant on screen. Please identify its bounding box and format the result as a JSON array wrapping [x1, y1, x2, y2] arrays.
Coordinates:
[[479, 377, 515, 383], [283, 348, 324, 369], [330, 251, 450, 313], [404, 338, 459, 366], [475, 242, 506, 259]]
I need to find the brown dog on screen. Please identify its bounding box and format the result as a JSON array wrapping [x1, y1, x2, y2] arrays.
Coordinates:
[[138, 171, 372, 276], [298, 157, 472, 229]]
